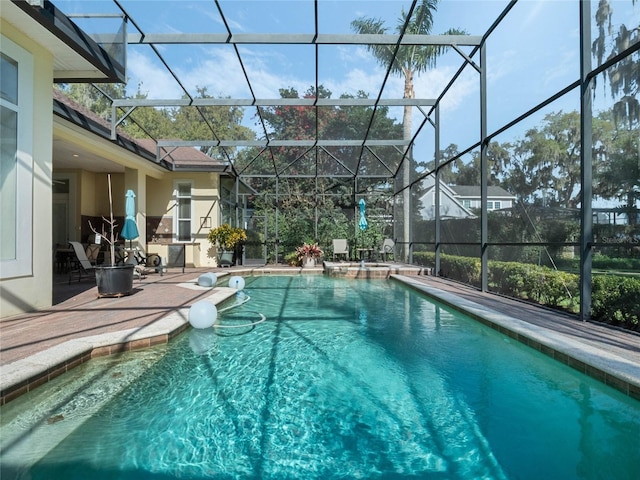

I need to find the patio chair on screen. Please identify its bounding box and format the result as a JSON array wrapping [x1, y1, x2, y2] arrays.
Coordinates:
[[332, 239, 349, 261], [68, 241, 96, 283], [378, 238, 395, 261]]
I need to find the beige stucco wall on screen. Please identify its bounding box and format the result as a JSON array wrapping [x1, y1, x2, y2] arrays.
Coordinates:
[[0, 22, 53, 318], [94, 173, 125, 215], [80, 170, 98, 216], [146, 172, 222, 267]]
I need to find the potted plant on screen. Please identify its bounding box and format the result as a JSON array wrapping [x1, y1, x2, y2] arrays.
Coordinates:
[[295, 242, 323, 267], [89, 174, 135, 297], [207, 224, 247, 267]]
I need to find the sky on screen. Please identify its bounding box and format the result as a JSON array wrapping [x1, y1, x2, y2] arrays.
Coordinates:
[[58, 0, 639, 165]]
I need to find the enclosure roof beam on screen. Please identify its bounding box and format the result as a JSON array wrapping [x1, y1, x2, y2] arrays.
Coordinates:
[[112, 98, 436, 107], [157, 139, 411, 148], [126, 33, 482, 46]]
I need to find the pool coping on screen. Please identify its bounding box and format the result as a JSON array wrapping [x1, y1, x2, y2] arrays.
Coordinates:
[[393, 274, 640, 401], [0, 287, 237, 405], [323, 261, 426, 278]]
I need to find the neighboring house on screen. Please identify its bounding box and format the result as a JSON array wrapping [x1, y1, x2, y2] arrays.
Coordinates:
[[419, 177, 516, 220], [451, 185, 516, 212], [1, 1, 239, 319]]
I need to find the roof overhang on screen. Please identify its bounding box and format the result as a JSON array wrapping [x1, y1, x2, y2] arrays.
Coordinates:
[[5, 0, 126, 82]]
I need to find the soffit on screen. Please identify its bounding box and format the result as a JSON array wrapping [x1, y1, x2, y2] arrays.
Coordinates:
[[4, 0, 125, 81]]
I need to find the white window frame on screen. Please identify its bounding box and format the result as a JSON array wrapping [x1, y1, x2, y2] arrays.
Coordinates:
[[173, 180, 193, 243], [494, 201, 502, 210], [1, 36, 33, 279]]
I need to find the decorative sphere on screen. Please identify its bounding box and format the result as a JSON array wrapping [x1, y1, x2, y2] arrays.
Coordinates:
[[197, 272, 217, 287], [229, 276, 245, 291], [188, 301, 218, 329]]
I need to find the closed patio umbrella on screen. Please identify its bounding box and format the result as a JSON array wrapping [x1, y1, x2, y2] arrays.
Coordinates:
[[358, 198, 368, 262], [358, 198, 368, 230], [121, 189, 139, 249]]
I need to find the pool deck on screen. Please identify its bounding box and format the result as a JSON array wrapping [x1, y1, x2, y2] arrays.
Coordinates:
[[1, 264, 639, 404]]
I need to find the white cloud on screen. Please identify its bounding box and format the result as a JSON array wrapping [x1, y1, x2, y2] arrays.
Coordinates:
[[126, 38, 477, 136], [177, 47, 253, 97], [518, 0, 546, 29], [414, 65, 478, 113], [323, 68, 401, 99], [126, 50, 183, 98]]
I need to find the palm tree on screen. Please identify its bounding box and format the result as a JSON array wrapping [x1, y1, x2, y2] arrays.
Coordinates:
[[351, 0, 465, 261]]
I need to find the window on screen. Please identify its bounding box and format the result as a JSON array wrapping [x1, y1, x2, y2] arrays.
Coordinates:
[[174, 181, 192, 242], [220, 177, 234, 225], [494, 201, 501, 210], [487, 201, 494, 210], [1, 38, 33, 278], [462, 199, 471, 208]]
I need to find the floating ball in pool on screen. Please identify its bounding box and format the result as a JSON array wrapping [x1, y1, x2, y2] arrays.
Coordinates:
[[229, 276, 245, 291], [188, 301, 218, 329], [197, 272, 217, 287]]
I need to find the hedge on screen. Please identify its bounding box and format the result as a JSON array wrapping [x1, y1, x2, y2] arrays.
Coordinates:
[[591, 275, 640, 329], [412, 251, 640, 332]]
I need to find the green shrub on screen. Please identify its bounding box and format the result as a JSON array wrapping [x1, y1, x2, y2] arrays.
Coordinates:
[[555, 254, 640, 272], [440, 254, 481, 286], [489, 261, 532, 297], [413, 251, 435, 267], [418, 252, 638, 331], [592, 275, 640, 330]]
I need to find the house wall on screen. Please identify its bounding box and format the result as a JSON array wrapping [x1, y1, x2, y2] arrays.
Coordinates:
[[0, 22, 53, 318], [146, 172, 222, 267], [80, 170, 98, 217], [95, 173, 125, 215], [459, 197, 514, 211], [52, 112, 165, 245], [420, 190, 472, 220]]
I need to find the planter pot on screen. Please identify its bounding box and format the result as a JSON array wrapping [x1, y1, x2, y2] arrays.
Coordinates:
[[95, 264, 135, 297], [218, 250, 235, 267], [303, 255, 316, 268]]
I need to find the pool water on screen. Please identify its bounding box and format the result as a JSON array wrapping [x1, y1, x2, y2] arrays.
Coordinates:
[[2, 275, 639, 479]]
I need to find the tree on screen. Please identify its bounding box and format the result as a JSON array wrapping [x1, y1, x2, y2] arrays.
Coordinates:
[[504, 112, 583, 208], [57, 83, 125, 120], [351, 0, 466, 260], [119, 83, 174, 139], [593, 111, 640, 223], [591, 0, 639, 223], [238, 85, 403, 255], [171, 86, 254, 160], [60, 83, 255, 161], [592, 0, 639, 129]]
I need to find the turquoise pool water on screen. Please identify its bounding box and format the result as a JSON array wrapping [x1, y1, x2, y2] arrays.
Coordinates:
[[2, 275, 639, 479]]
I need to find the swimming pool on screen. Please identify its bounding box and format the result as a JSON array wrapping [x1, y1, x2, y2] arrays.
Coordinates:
[[1, 275, 639, 479]]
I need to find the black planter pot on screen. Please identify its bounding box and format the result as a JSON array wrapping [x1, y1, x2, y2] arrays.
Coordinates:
[[95, 264, 135, 297]]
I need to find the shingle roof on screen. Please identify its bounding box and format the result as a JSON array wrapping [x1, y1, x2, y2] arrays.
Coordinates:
[[53, 88, 227, 171]]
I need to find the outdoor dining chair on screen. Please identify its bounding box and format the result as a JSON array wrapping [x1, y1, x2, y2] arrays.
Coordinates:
[[378, 238, 395, 261], [332, 239, 349, 261]]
